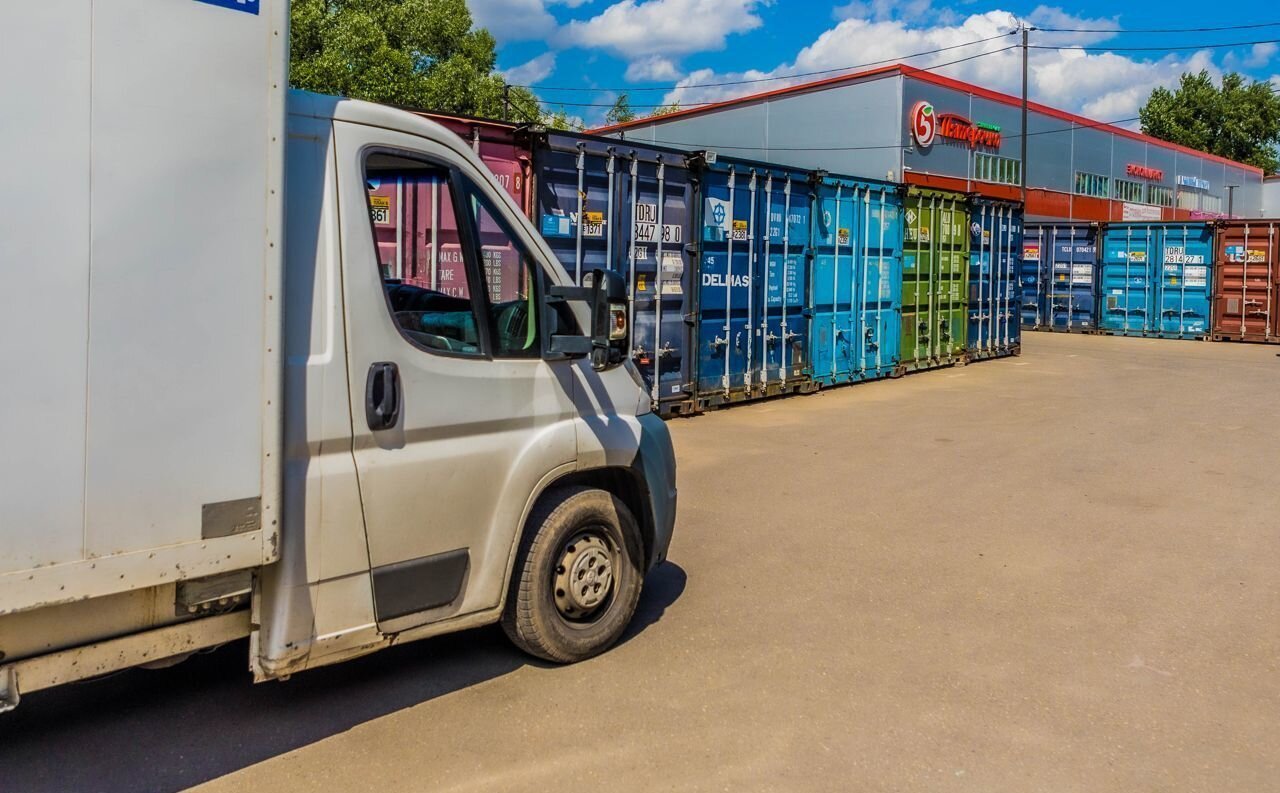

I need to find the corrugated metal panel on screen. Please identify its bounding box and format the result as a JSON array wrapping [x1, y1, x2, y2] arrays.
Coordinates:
[[1098, 222, 1214, 339], [965, 197, 1022, 360], [810, 175, 903, 384], [1021, 223, 1098, 332], [532, 132, 698, 415], [1211, 220, 1279, 343], [901, 187, 968, 369], [694, 157, 816, 406]]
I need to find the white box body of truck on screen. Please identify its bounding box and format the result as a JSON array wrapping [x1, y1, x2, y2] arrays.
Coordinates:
[[0, 0, 286, 615], [0, 0, 676, 711]]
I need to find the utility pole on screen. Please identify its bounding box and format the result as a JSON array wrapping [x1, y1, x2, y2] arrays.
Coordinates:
[[502, 82, 510, 122], [1020, 24, 1030, 206]]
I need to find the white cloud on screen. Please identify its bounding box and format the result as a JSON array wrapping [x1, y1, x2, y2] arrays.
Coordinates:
[[469, 0, 558, 41], [655, 8, 1232, 129], [502, 52, 558, 85], [1245, 42, 1278, 69], [624, 56, 684, 82], [561, 0, 765, 59]]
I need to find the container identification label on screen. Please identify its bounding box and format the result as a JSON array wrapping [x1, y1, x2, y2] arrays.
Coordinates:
[[368, 195, 391, 225], [1163, 246, 1205, 265], [1071, 264, 1093, 284], [635, 203, 682, 245], [1226, 245, 1267, 263], [732, 220, 749, 241], [1022, 244, 1040, 261], [194, 0, 259, 14], [661, 252, 684, 295], [1183, 265, 1208, 288]]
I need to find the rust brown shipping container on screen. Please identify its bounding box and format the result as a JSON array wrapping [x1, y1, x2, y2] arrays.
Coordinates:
[[1212, 220, 1280, 343]]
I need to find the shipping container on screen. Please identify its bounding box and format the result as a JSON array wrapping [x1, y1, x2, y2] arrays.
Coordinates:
[[694, 156, 816, 406], [1020, 223, 1098, 332], [966, 197, 1023, 360], [373, 114, 530, 302], [809, 175, 903, 385], [532, 132, 698, 415], [1099, 222, 1214, 339], [902, 187, 968, 370], [1211, 219, 1279, 343]]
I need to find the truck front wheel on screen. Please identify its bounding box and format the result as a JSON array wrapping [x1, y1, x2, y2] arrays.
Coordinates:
[[502, 486, 644, 663]]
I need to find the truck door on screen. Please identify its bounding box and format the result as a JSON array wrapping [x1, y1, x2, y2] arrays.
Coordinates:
[[334, 122, 577, 632]]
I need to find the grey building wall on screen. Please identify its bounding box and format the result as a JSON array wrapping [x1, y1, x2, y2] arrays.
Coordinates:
[[609, 72, 904, 181], [605, 70, 1264, 217], [1263, 178, 1280, 216]]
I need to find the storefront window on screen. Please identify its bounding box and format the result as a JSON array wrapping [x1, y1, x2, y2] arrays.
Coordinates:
[[1074, 171, 1110, 198], [1148, 186, 1174, 207], [974, 153, 1021, 186]]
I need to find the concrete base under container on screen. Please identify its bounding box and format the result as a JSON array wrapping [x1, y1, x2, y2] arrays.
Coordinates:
[[656, 398, 702, 419], [1097, 329, 1208, 341], [696, 378, 818, 411], [1210, 333, 1280, 345], [1023, 325, 1095, 335], [964, 345, 1021, 364], [899, 355, 963, 374]]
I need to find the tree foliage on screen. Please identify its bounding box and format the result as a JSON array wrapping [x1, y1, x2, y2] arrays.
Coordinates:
[[1140, 70, 1280, 172], [605, 94, 637, 125], [290, 0, 573, 128]]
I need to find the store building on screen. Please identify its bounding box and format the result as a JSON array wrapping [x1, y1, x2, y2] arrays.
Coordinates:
[[595, 64, 1265, 221]]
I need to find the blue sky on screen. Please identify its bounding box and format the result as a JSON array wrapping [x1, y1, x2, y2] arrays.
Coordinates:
[[469, 0, 1280, 127]]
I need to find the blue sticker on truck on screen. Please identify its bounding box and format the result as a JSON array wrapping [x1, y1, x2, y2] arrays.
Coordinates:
[[195, 0, 260, 14]]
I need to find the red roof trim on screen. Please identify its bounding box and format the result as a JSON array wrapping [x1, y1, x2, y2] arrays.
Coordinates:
[[590, 63, 1262, 174]]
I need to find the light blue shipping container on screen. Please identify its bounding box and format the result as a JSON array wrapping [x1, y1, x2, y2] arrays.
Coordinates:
[[810, 175, 902, 384], [1099, 222, 1214, 339]]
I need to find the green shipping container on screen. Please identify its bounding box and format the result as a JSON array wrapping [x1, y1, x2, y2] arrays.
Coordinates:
[[901, 187, 969, 370]]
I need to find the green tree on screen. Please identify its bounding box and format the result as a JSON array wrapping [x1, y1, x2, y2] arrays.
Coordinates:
[[1140, 70, 1280, 172], [650, 100, 682, 117], [290, 0, 545, 123], [605, 94, 637, 125]]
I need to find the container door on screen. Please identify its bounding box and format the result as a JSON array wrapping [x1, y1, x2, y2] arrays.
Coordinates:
[[339, 127, 576, 631], [863, 187, 902, 378], [811, 182, 856, 385], [967, 204, 995, 353], [940, 197, 968, 358], [1021, 226, 1047, 329], [1156, 224, 1213, 339], [901, 195, 929, 365], [1060, 226, 1098, 331], [626, 155, 692, 408], [698, 166, 755, 399], [1100, 225, 1155, 334], [757, 174, 810, 389], [1214, 222, 1278, 341], [998, 206, 1022, 349]]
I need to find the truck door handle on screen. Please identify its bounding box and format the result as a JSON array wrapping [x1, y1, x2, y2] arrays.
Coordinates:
[[365, 362, 401, 431]]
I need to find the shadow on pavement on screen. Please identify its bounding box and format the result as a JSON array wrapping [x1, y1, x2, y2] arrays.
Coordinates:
[[0, 562, 686, 793]]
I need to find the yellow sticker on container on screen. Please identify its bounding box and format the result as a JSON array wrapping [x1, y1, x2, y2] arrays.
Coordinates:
[[584, 211, 604, 224], [637, 274, 647, 293], [369, 196, 390, 208]]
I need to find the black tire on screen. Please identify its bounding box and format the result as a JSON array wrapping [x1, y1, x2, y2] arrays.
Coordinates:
[[502, 486, 644, 663]]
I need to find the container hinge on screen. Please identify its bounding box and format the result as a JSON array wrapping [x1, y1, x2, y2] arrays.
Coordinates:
[[0, 666, 19, 714], [176, 569, 253, 617], [682, 312, 697, 325]]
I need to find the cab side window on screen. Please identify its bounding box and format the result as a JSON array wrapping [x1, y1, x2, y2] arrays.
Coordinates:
[[461, 183, 542, 359], [366, 155, 482, 356]]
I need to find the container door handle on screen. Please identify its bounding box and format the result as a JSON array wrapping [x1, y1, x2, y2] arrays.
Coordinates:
[[365, 362, 401, 431]]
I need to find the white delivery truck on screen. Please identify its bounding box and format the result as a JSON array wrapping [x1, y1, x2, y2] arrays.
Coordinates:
[[0, 0, 676, 712]]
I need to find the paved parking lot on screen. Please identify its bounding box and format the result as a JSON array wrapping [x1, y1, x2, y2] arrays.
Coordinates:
[[5, 332, 1279, 792]]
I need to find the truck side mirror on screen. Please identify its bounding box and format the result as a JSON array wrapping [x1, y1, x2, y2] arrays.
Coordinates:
[[547, 268, 629, 371]]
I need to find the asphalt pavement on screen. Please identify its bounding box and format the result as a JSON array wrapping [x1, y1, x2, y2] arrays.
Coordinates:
[[3, 332, 1278, 793]]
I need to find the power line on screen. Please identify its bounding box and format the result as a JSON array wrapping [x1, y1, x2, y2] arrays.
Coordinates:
[[532, 45, 1020, 109], [1032, 36, 1280, 52], [1038, 20, 1280, 34], [520, 31, 1017, 93]]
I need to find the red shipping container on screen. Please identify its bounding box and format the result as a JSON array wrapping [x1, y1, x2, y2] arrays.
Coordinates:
[[1212, 220, 1280, 343], [368, 113, 532, 303]]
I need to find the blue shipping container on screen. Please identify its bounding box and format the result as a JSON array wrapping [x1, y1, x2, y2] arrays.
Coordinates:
[[534, 133, 698, 415], [1099, 222, 1214, 339], [966, 198, 1023, 360], [1021, 223, 1098, 332], [695, 157, 814, 406], [810, 175, 902, 384]]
